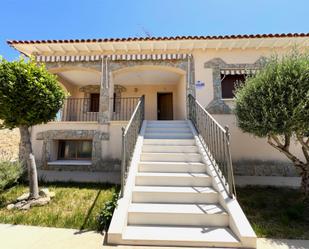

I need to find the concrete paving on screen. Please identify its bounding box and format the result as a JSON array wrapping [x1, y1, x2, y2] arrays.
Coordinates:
[[0, 224, 103, 249], [1, 224, 309, 249]]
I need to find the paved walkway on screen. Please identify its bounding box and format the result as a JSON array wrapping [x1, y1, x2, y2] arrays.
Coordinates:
[[0, 224, 308, 249]]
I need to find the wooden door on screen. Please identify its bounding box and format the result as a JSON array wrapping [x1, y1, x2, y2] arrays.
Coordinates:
[[157, 93, 173, 120]]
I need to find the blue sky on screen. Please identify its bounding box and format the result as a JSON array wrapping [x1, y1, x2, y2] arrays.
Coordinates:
[[1, 0, 308, 60]]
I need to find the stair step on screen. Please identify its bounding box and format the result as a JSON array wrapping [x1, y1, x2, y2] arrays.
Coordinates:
[[122, 226, 240, 247], [144, 133, 194, 139], [143, 139, 196, 145], [128, 203, 228, 226], [146, 128, 191, 133], [141, 152, 202, 162], [139, 161, 206, 173], [142, 145, 198, 153], [147, 120, 188, 124], [135, 172, 211, 186], [132, 186, 218, 204], [107, 120, 257, 248], [147, 124, 189, 129]]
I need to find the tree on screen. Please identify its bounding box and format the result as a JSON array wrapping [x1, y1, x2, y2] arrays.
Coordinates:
[[234, 51, 309, 196], [0, 58, 65, 199]]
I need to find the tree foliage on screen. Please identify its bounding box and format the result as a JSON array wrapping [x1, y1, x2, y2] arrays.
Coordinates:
[[0, 57, 66, 199], [235, 51, 309, 137], [234, 50, 309, 195], [0, 58, 66, 128]]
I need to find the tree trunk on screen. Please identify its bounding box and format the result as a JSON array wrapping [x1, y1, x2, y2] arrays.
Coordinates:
[[300, 168, 309, 197], [19, 125, 39, 199], [18, 140, 27, 175]]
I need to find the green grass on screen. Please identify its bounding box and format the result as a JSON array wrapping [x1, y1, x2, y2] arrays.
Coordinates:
[[237, 186, 309, 239], [0, 182, 117, 230], [2, 183, 308, 238]]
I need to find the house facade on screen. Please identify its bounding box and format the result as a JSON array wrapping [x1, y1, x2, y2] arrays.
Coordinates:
[[8, 33, 309, 248], [9, 34, 308, 178]]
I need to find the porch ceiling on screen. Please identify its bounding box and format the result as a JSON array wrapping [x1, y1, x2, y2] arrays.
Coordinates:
[[113, 69, 182, 85], [57, 70, 101, 86]]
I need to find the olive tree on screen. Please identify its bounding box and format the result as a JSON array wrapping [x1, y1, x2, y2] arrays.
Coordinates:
[[0, 58, 65, 199], [234, 51, 309, 196]]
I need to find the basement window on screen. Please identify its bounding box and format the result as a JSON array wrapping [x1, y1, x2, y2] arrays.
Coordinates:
[[221, 74, 246, 99], [58, 140, 92, 160]]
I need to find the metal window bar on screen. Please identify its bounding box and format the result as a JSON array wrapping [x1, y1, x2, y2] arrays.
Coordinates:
[[188, 94, 236, 198], [56, 97, 141, 122], [110, 97, 140, 121], [120, 95, 145, 197], [57, 98, 99, 122]]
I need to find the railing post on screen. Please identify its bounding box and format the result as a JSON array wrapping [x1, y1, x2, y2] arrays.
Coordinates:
[[224, 126, 236, 198], [141, 95, 145, 121], [188, 94, 195, 125], [120, 127, 126, 198]]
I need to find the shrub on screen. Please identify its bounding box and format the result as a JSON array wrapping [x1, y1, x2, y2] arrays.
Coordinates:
[[97, 192, 118, 231], [234, 50, 309, 196], [0, 161, 22, 191]]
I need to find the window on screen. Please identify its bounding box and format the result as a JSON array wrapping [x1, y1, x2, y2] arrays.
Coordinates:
[[90, 93, 100, 112], [113, 93, 116, 112], [221, 74, 246, 99], [58, 140, 92, 160]]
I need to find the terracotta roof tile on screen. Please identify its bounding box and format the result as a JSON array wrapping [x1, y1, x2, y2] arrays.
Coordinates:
[[7, 33, 309, 45]]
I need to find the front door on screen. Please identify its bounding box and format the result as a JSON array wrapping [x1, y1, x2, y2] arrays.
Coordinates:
[[157, 93, 173, 120]]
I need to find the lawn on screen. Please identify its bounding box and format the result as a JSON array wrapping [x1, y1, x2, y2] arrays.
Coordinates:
[[0, 182, 117, 230], [1, 183, 308, 239], [237, 186, 309, 239]]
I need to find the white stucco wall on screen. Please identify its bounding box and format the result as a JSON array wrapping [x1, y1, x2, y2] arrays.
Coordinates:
[[121, 83, 186, 120], [213, 115, 303, 162], [193, 48, 290, 107], [29, 45, 304, 174], [192, 48, 302, 170], [107, 121, 128, 159]]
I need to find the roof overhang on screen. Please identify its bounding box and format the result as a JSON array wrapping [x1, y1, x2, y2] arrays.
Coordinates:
[[7, 33, 309, 57]]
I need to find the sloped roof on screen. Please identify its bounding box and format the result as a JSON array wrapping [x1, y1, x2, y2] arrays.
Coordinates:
[[7, 33, 309, 45]]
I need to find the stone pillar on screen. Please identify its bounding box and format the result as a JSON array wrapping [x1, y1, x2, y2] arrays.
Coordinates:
[[186, 55, 196, 119], [98, 57, 110, 124], [92, 130, 104, 167], [187, 55, 196, 97]]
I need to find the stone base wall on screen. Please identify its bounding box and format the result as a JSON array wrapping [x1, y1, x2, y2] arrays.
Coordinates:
[[233, 160, 299, 177], [36, 129, 114, 172], [45, 159, 121, 172]]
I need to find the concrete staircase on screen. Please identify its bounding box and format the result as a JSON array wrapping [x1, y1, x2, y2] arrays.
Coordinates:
[[108, 120, 256, 248]]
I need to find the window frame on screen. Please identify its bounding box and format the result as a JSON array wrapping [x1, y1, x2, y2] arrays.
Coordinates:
[[58, 140, 92, 160], [221, 74, 246, 100]]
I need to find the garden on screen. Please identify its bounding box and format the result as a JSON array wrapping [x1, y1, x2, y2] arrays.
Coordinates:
[[0, 156, 118, 231], [0, 151, 308, 238], [237, 186, 309, 239], [0, 181, 117, 230]]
